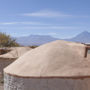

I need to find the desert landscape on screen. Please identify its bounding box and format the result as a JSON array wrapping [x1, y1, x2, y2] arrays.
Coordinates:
[[0, 0, 90, 89], [1, 32, 90, 90], [1, 40, 90, 90], [1, 35, 90, 90]]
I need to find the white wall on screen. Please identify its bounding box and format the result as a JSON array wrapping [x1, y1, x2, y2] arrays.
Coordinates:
[[4, 74, 90, 90]]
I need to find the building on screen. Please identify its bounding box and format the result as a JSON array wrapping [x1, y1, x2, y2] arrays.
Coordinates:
[[4, 40, 90, 90], [0, 47, 32, 76]]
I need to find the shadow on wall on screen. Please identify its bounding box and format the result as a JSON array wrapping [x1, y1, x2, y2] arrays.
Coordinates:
[[0, 58, 16, 76]]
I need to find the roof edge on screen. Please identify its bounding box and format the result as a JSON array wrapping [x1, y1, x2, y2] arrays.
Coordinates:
[[4, 72, 90, 79]]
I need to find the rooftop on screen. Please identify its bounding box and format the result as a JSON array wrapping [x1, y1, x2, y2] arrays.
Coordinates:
[[4, 40, 90, 78]]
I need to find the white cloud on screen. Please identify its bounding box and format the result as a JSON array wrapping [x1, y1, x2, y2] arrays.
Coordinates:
[[47, 32, 58, 36], [0, 21, 51, 25], [0, 25, 82, 30], [0, 22, 17, 25], [22, 10, 72, 18], [21, 10, 90, 18], [18, 26, 81, 30], [37, 32, 58, 36]]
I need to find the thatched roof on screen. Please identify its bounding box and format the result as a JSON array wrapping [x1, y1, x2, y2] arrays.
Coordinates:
[[0, 47, 31, 59], [4, 40, 90, 77]]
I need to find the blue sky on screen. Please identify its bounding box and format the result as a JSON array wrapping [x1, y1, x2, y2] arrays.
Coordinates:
[[0, 0, 90, 39]]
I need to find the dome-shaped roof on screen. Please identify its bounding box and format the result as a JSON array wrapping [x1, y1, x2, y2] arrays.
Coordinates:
[[0, 47, 31, 58], [4, 40, 90, 77]]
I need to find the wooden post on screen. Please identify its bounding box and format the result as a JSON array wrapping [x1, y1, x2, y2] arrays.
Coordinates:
[[84, 46, 90, 58]]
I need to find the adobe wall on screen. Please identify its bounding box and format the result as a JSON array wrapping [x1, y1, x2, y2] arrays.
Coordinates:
[[4, 73, 90, 90], [0, 58, 16, 76]]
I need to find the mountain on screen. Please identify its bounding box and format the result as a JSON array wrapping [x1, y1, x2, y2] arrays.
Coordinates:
[[16, 31, 90, 46], [16, 35, 59, 46], [66, 31, 90, 43]]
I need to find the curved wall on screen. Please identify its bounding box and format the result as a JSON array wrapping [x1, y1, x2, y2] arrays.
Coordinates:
[[4, 73, 90, 90], [0, 58, 15, 76]]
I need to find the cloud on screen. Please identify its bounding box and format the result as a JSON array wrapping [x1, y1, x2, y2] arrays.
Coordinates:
[[0, 22, 17, 25], [37, 32, 58, 36], [47, 32, 58, 36], [0, 21, 51, 25], [21, 10, 90, 18], [22, 10, 72, 18], [17, 26, 81, 30], [0, 25, 82, 30]]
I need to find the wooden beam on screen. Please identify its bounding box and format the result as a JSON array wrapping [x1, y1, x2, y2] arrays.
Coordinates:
[[84, 46, 90, 58]]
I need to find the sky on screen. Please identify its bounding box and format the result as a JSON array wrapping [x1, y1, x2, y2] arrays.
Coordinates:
[[0, 0, 90, 39]]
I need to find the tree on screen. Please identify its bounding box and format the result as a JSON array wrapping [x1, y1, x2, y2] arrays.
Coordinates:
[[0, 32, 19, 47]]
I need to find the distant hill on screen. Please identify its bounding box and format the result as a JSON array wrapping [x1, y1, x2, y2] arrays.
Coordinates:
[[66, 31, 90, 43], [16, 31, 90, 46], [16, 35, 59, 46]]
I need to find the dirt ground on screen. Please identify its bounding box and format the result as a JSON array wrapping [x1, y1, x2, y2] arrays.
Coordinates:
[[0, 84, 3, 90], [0, 76, 4, 90], [0, 80, 3, 90]]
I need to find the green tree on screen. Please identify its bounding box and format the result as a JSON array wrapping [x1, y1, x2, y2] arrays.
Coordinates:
[[0, 32, 19, 47]]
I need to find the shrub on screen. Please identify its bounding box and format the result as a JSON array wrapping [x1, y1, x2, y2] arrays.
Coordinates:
[[29, 46, 38, 49], [0, 32, 20, 47]]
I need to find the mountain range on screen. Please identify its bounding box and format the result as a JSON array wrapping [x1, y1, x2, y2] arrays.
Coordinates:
[[16, 31, 90, 46], [16, 35, 58, 46], [66, 31, 90, 43]]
